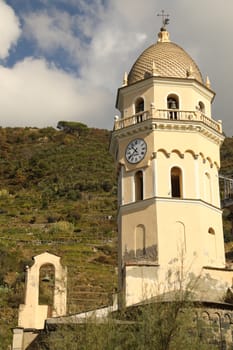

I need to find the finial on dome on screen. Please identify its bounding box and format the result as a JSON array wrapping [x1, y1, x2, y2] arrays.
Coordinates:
[[157, 29, 170, 42], [152, 61, 159, 76], [206, 76, 211, 88], [122, 72, 128, 86], [157, 10, 170, 42]]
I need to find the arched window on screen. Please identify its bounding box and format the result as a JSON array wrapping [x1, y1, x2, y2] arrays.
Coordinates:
[[167, 94, 179, 120], [135, 225, 146, 258], [135, 170, 143, 201], [135, 97, 144, 113], [171, 167, 182, 198], [175, 221, 186, 254], [135, 97, 144, 122], [198, 101, 205, 113], [39, 264, 55, 317]]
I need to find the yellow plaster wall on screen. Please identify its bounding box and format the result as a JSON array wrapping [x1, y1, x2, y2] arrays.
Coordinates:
[[155, 200, 225, 268], [117, 78, 214, 119], [119, 127, 221, 208], [113, 59, 224, 309], [120, 201, 158, 259]]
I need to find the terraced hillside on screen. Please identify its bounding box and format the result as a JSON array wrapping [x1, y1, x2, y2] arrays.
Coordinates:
[[0, 125, 117, 348], [1, 125, 233, 348]]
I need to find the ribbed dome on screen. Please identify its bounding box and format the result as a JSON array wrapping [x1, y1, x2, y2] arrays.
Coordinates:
[[128, 32, 203, 85]]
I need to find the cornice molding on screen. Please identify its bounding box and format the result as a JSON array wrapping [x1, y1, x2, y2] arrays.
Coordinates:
[[111, 119, 224, 146], [119, 196, 222, 215]]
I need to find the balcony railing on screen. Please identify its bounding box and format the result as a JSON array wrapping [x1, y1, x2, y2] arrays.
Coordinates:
[[114, 109, 222, 133]]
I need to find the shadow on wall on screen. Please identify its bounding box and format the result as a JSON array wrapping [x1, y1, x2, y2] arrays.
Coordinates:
[[124, 245, 157, 263]]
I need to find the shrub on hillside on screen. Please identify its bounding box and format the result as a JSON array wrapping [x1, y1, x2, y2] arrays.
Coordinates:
[[48, 221, 74, 235]]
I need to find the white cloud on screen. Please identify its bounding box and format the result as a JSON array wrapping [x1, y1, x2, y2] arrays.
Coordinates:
[[0, 0, 21, 59], [22, 1, 149, 85], [16, 1, 152, 128], [23, 10, 83, 60], [1, 0, 233, 134], [0, 57, 112, 128]]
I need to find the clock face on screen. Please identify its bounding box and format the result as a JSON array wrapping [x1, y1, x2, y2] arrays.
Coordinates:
[[125, 139, 147, 164]]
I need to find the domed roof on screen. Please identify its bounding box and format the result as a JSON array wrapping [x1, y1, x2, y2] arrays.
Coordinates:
[[128, 30, 203, 85]]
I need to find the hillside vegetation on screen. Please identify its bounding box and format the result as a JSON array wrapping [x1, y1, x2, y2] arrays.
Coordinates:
[[0, 125, 233, 348], [0, 124, 117, 348]]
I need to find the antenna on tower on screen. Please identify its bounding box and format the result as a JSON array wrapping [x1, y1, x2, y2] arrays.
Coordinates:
[[157, 10, 170, 30]]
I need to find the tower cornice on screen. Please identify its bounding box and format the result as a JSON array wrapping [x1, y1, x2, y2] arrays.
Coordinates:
[[119, 196, 223, 214], [110, 115, 224, 154]]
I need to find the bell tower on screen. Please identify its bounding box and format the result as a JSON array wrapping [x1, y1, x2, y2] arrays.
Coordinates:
[[110, 22, 225, 307]]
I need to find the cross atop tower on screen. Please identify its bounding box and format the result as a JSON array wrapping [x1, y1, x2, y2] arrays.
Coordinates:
[[157, 9, 170, 29]]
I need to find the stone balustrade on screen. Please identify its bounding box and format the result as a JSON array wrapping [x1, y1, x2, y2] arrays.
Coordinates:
[[114, 109, 222, 133]]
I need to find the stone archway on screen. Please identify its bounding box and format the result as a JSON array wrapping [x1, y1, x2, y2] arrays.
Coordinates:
[[18, 252, 67, 329]]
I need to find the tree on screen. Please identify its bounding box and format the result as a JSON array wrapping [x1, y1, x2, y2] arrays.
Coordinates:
[[32, 294, 218, 350], [57, 121, 88, 136], [32, 256, 222, 350]]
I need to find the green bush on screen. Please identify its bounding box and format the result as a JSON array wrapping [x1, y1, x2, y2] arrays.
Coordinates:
[[35, 301, 217, 350], [48, 221, 74, 235]]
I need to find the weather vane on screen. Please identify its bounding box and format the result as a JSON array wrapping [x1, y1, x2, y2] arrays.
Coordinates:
[[157, 10, 170, 29]]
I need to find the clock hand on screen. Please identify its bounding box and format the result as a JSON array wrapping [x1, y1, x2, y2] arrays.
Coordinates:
[[132, 147, 138, 152], [129, 152, 135, 159], [129, 148, 138, 159]]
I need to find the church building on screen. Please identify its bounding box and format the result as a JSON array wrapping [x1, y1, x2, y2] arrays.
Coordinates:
[[12, 14, 233, 350], [110, 16, 232, 307]]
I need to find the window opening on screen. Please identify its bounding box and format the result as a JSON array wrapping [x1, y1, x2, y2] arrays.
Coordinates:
[[167, 95, 179, 120], [198, 101, 205, 113], [171, 167, 182, 198], [135, 225, 146, 258], [135, 171, 143, 201], [135, 97, 144, 122], [39, 264, 55, 317]]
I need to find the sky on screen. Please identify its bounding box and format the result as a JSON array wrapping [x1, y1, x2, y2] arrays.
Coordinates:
[[0, 0, 232, 134]]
